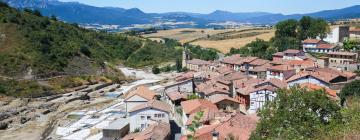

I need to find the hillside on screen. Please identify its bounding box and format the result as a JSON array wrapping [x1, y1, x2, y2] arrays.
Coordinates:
[[0, 2, 184, 78]]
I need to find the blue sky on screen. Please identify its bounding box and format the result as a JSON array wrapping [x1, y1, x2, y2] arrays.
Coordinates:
[[59, 0, 360, 14]]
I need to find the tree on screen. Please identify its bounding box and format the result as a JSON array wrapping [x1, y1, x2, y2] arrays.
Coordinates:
[[250, 87, 342, 140], [298, 16, 313, 40], [343, 40, 359, 51], [275, 19, 298, 38], [187, 111, 204, 140], [339, 80, 360, 106], [152, 65, 160, 74], [176, 58, 182, 72], [270, 37, 301, 52]]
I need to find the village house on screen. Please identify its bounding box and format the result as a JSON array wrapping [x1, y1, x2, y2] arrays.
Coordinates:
[[350, 28, 360, 39], [286, 70, 349, 89], [326, 51, 360, 71], [122, 122, 170, 140], [266, 65, 296, 81], [164, 77, 194, 95], [209, 94, 242, 113], [196, 80, 230, 100], [220, 54, 242, 69], [165, 91, 187, 110], [284, 60, 317, 73], [272, 49, 308, 61], [181, 113, 258, 140], [302, 39, 330, 53], [248, 64, 269, 79], [234, 78, 287, 114], [128, 100, 171, 132], [233, 56, 258, 72], [321, 25, 349, 44], [186, 59, 212, 71], [180, 99, 218, 128], [124, 86, 156, 113]]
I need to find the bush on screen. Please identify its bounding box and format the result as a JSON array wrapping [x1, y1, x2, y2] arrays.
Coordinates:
[[152, 65, 160, 74]]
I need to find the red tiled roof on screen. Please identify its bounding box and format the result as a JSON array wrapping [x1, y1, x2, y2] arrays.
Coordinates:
[[273, 52, 284, 56], [317, 44, 336, 49], [181, 99, 218, 114], [303, 39, 321, 44], [166, 91, 187, 101], [286, 70, 346, 84], [268, 64, 294, 71], [185, 108, 226, 125], [283, 49, 301, 54], [350, 28, 360, 32], [327, 51, 357, 56], [249, 59, 269, 66], [210, 95, 241, 104], [187, 59, 211, 65], [196, 80, 230, 96], [221, 54, 242, 64], [285, 60, 317, 68], [129, 100, 171, 113], [300, 83, 337, 97], [122, 122, 170, 140], [186, 113, 258, 140], [124, 86, 156, 101]]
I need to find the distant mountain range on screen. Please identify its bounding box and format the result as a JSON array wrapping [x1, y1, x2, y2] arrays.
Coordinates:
[[2, 0, 360, 27]]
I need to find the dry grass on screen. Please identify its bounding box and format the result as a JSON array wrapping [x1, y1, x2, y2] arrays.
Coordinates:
[[143, 28, 275, 53], [143, 28, 245, 44], [190, 29, 275, 53]]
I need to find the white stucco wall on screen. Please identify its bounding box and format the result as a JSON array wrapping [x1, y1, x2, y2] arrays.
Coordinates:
[[165, 80, 193, 94], [129, 108, 169, 132], [248, 90, 277, 114], [125, 95, 149, 113], [287, 76, 329, 88]]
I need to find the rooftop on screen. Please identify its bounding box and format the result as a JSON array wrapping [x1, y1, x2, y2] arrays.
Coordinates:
[[181, 99, 218, 114], [129, 100, 171, 113], [124, 86, 156, 101], [302, 38, 322, 44], [327, 51, 357, 56], [187, 59, 212, 65]]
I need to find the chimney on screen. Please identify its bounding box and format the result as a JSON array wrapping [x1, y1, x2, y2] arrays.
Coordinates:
[[241, 83, 245, 88], [212, 130, 219, 140]]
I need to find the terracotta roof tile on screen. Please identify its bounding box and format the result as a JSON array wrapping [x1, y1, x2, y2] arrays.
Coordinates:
[[189, 113, 258, 140], [317, 44, 336, 49], [300, 83, 337, 97], [249, 59, 269, 66], [124, 86, 156, 101], [303, 39, 321, 44], [273, 52, 284, 56], [268, 64, 295, 71], [166, 91, 187, 101], [210, 94, 241, 104], [327, 51, 357, 56], [129, 100, 171, 113], [122, 122, 170, 140], [187, 59, 211, 65], [283, 49, 301, 54], [181, 99, 218, 114]]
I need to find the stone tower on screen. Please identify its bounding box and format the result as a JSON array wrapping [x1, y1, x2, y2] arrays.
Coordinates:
[[182, 46, 190, 68]]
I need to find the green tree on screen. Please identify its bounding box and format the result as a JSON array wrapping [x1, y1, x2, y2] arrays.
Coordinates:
[[187, 111, 204, 140], [343, 40, 359, 51], [176, 58, 182, 72], [250, 87, 342, 140], [298, 16, 313, 40], [275, 19, 298, 38], [339, 80, 360, 106]]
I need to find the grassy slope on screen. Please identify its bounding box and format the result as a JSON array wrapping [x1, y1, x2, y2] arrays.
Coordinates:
[[0, 3, 181, 97]]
